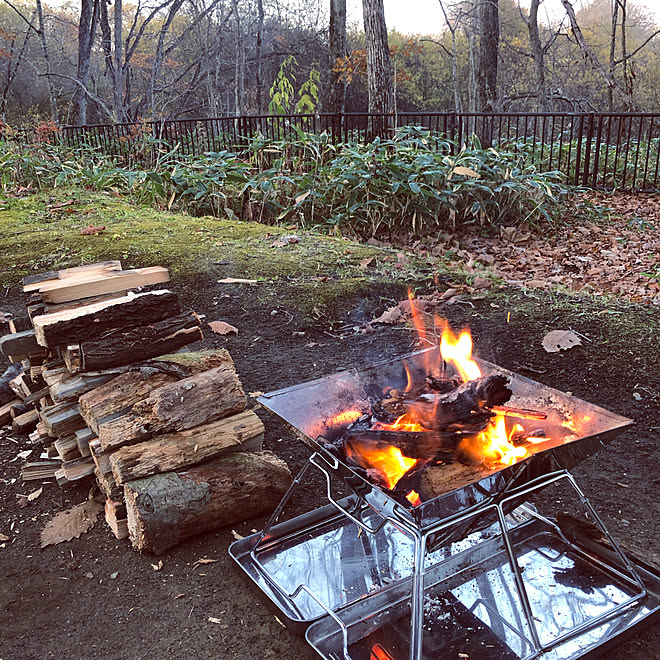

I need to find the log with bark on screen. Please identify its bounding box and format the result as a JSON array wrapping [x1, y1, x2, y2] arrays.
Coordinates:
[[78, 349, 235, 433], [398, 374, 512, 430], [71, 311, 203, 372], [97, 364, 246, 451], [32, 289, 180, 347], [0, 330, 40, 359], [124, 450, 292, 554], [110, 409, 264, 484]]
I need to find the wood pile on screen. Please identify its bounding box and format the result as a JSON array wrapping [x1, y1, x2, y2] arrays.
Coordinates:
[[1, 261, 291, 553]]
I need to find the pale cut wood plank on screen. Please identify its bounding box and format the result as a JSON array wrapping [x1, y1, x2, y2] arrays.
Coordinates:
[[23, 261, 123, 293], [37, 266, 169, 304]]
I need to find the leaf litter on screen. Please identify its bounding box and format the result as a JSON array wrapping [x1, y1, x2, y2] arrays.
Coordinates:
[[40, 500, 103, 548]]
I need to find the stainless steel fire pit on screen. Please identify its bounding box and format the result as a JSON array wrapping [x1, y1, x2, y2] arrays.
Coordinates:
[[229, 348, 659, 659]]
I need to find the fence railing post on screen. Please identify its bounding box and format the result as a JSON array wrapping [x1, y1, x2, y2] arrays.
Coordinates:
[[582, 112, 595, 186], [574, 114, 584, 186]]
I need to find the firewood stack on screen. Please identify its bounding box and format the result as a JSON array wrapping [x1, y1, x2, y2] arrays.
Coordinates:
[[1, 261, 291, 554]]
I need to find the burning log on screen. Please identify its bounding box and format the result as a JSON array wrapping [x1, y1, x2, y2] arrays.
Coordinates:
[[124, 450, 292, 554], [344, 428, 463, 460], [406, 374, 512, 429]]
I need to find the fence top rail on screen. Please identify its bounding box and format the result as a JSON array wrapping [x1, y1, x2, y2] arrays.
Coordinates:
[[59, 111, 660, 131]]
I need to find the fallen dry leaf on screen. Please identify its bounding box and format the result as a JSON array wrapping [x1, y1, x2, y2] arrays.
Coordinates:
[[47, 199, 75, 210], [27, 487, 43, 502], [231, 529, 244, 540], [370, 304, 404, 325], [217, 278, 257, 285], [359, 257, 374, 268], [472, 276, 492, 290], [40, 500, 103, 548], [0, 533, 9, 542], [542, 330, 583, 353], [80, 225, 105, 235], [152, 560, 164, 571], [208, 320, 238, 335], [193, 557, 218, 568], [208, 617, 223, 624]]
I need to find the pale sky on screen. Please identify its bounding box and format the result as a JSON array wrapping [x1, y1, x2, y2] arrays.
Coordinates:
[[347, 0, 660, 35]]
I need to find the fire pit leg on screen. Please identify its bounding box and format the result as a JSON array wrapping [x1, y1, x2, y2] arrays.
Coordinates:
[[409, 533, 427, 660]]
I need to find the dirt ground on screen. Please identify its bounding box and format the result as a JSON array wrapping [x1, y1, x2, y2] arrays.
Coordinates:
[[0, 272, 658, 659]]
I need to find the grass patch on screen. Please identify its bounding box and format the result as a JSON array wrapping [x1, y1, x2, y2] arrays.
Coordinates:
[[0, 187, 443, 290]]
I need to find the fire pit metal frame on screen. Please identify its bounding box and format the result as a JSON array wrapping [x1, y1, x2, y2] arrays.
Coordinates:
[[231, 349, 655, 658], [245, 448, 648, 660]]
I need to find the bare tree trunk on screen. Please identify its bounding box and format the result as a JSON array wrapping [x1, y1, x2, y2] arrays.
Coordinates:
[[255, 0, 264, 112], [527, 0, 547, 111], [231, 0, 241, 115], [329, 0, 347, 114], [467, 0, 478, 113], [113, 0, 124, 121], [477, 0, 498, 112], [607, 0, 619, 111], [35, 0, 58, 123], [362, 0, 394, 136], [74, 0, 99, 125], [559, 0, 633, 108], [437, 0, 461, 114], [0, 20, 32, 121], [620, 0, 632, 107]]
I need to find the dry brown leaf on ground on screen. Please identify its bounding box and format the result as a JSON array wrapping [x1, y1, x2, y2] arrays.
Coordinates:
[[80, 225, 105, 235], [542, 330, 583, 353], [208, 320, 238, 335], [40, 500, 103, 548], [370, 303, 404, 325], [0, 532, 10, 542]]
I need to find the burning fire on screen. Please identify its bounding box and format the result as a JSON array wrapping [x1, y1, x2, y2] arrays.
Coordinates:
[[345, 443, 417, 490], [335, 293, 565, 502]]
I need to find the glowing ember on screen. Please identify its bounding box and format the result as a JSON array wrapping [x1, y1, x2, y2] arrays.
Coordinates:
[[328, 409, 363, 427], [406, 490, 421, 507], [346, 443, 417, 490], [371, 644, 394, 660]]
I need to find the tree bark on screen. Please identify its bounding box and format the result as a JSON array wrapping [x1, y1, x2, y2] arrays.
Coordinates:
[[97, 363, 246, 450], [255, 0, 264, 112], [124, 450, 292, 553], [77, 311, 202, 372], [110, 409, 264, 484], [362, 0, 394, 135], [527, 0, 548, 111], [329, 0, 347, 114], [477, 0, 499, 112], [79, 349, 235, 432], [74, 0, 99, 124], [35, 0, 58, 123], [33, 290, 180, 347]]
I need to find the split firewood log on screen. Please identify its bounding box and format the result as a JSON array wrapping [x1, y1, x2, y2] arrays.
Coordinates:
[[110, 410, 264, 484], [97, 363, 246, 451]]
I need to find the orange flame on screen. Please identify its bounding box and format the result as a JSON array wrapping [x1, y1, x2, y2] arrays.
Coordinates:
[[440, 324, 481, 382], [346, 443, 417, 490], [406, 490, 421, 506]]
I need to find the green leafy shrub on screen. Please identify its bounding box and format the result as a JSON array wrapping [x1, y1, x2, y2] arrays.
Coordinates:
[[0, 125, 570, 238]]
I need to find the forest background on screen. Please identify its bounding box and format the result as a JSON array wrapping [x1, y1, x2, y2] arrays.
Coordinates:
[[0, 0, 658, 129]]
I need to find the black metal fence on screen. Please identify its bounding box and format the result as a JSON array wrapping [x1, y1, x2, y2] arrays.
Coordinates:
[[58, 112, 660, 191]]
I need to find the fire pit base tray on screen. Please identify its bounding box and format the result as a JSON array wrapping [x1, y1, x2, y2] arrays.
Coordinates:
[[230, 501, 659, 659]]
